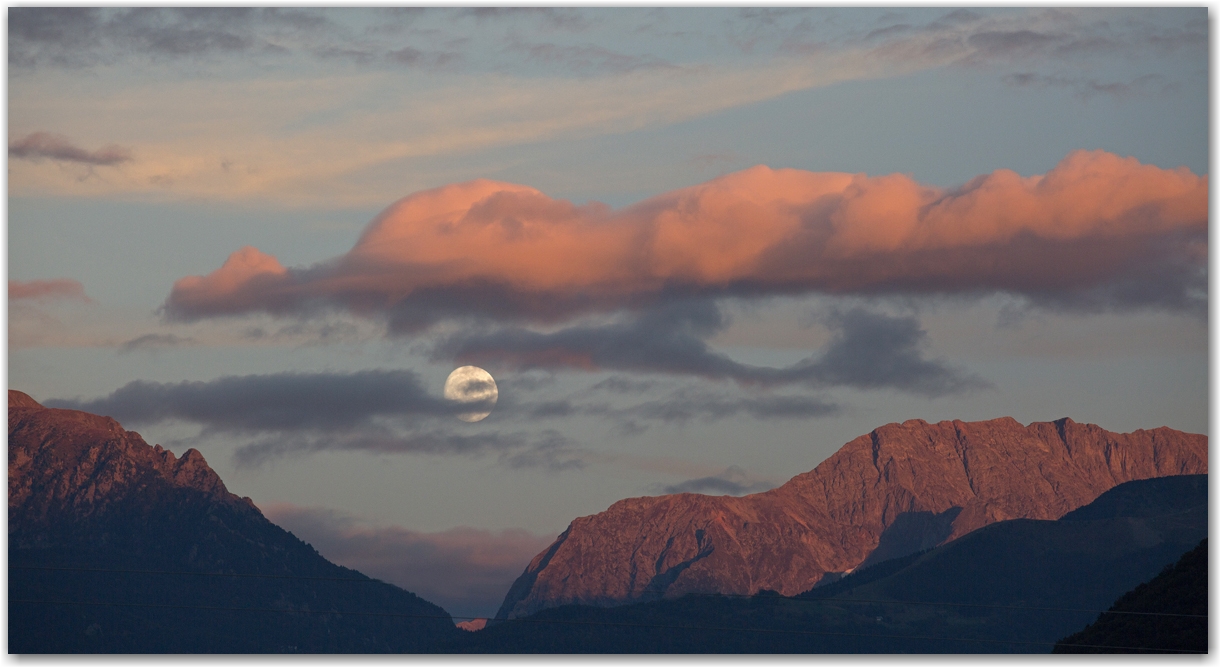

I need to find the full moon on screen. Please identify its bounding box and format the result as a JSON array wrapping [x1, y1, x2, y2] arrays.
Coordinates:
[[443, 366, 498, 422]]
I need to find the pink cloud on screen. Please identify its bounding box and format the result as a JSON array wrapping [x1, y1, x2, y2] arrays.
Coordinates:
[[9, 279, 90, 302], [261, 503, 555, 620], [164, 150, 1206, 329]]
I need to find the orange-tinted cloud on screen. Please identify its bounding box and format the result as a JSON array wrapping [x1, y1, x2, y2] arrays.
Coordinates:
[[164, 150, 1207, 329], [9, 279, 90, 302]]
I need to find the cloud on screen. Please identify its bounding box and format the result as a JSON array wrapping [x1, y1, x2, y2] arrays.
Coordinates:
[[506, 386, 840, 432], [43, 370, 592, 471], [1001, 72, 1168, 98], [9, 279, 90, 302], [231, 428, 583, 471], [8, 7, 331, 68], [43, 370, 483, 432], [117, 333, 197, 353], [658, 465, 777, 496], [13, 9, 1202, 206], [511, 40, 672, 75], [9, 132, 132, 166], [260, 503, 556, 620], [441, 302, 985, 396], [162, 151, 1207, 331]]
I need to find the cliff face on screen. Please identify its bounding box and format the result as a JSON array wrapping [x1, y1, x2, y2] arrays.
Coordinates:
[[8, 390, 459, 653], [497, 416, 1207, 620]]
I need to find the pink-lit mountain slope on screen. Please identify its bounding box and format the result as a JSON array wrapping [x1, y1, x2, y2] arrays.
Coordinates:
[[497, 416, 1207, 620]]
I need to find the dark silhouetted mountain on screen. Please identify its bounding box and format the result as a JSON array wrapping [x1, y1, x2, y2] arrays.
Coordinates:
[[498, 417, 1207, 619], [8, 390, 461, 653], [446, 474, 1207, 653], [1054, 537, 1207, 653]]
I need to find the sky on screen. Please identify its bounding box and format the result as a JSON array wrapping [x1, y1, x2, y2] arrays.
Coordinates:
[[6, 7, 1209, 620]]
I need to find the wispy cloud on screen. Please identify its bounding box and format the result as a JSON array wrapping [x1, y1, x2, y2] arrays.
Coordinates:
[[16, 8, 1201, 205], [9, 132, 132, 166], [1001, 72, 1169, 99], [231, 428, 583, 471], [8, 7, 332, 68], [658, 465, 777, 496], [117, 333, 197, 354], [9, 278, 90, 302]]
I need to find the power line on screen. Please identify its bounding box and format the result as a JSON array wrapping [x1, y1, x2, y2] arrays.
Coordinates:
[[14, 564, 1206, 619], [9, 598, 1203, 654]]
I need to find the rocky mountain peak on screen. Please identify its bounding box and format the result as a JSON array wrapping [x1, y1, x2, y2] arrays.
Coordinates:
[[8, 390, 246, 528], [496, 416, 1207, 620]]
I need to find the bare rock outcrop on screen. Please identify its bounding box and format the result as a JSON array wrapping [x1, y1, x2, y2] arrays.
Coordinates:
[[497, 416, 1207, 619]]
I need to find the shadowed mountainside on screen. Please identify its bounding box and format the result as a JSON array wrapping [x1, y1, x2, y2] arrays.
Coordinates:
[[498, 417, 1207, 619], [8, 390, 461, 653], [1054, 537, 1207, 653], [448, 474, 1207, 653]]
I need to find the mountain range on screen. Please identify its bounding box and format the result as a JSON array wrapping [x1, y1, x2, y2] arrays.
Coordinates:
[[497, 416, 1207, 619], [8, 389, 1207, 653], [452, 473, 1208, 653]]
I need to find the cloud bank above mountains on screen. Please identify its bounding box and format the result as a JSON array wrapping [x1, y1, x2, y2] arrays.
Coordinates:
[[165, 150, 1206, 333]]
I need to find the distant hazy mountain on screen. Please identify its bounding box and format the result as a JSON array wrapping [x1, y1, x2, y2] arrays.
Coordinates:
[[8, 390, 460, 653], [498, 417, 1207, 619], [449, 474, 1207, 653], [1054, 537, 1207, 653]]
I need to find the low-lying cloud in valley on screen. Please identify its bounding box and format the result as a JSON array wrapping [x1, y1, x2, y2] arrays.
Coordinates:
[[261, 503, 556, 620]]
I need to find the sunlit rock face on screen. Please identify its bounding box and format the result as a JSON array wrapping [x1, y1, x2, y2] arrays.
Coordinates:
[[496, 416, 1208, 620]]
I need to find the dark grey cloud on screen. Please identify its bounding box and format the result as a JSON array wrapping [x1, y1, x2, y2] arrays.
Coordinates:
[[850, 8, 1204, 70], [45, 370, 593, 471], [499, 387, 839, 434], [232, 428, 582, 471], [612, 391, 839, 425], [457, 7, 588, 31], [967, 29, 1062, 57], [863, 24, 913, 42], [588, 376, 657, 394], [240, 320, 364, 346], [510, 40, 671, 75], [44, 370, 484, 433], [118, 333, 197, 354], [1002, 72, 1167, 98], [9, 7, 333, 68], [659, 465, 777, 496], [386, 46, 461, 68], [440, 302, 986, 397], [9, 132, 132, 166]]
